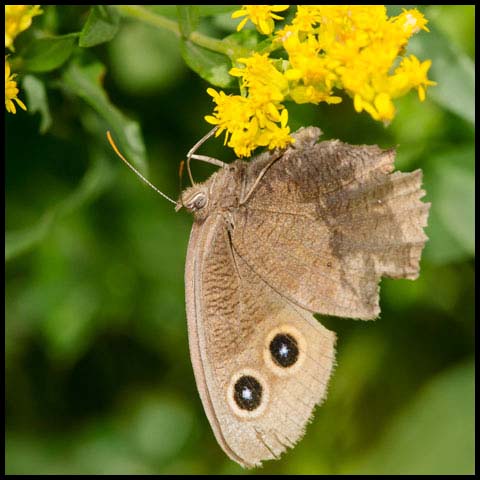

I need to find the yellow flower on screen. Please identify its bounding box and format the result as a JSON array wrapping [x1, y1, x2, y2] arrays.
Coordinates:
[[5, 5, 42, 50], [5, 58, 27, 114], [230, 53, 289, 102], [205, 86, 292, 158], [255, 109, 291, 150], [205, 88, 253, 142], [393, 8, 430, 36], [207, 5, 436, 155], [207, 53, 295, 157], [393, 55, 437, 102], [232, 5, 289, 35], [291, 5, 323, 31]]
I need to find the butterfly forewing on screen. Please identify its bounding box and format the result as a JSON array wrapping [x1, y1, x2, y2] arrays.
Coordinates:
[[231, 127, 430, 320]]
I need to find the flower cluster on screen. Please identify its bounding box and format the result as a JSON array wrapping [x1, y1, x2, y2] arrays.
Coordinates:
[[206, 53, 292, 157], [5, 5, 42, 114], [5, 5, 42, 50], [206, 5, 436, 157], [5, 58, 26, 114]]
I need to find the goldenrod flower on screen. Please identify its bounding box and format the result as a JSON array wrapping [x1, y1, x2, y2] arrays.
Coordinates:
[[205, 85, 292, 158], [232, 5, 289, 35], [230, 53, 288, 103], [290, 5, 323, 31], [217, 5, 436, 155], [393, 56, 437, 102], [205, 88, 253, 141], [206, 54, 294, 157], [5, 5, 42, 50], [5, 58, 27, 114], [393, 7, 430, 35]]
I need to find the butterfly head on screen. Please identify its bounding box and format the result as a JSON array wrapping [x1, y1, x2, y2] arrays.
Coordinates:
[[178, 165, 243, 220], [178, 184, 211, 221]]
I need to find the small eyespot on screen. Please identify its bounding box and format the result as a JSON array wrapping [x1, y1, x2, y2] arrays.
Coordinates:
[[233, 375, 262, 411], [269, 333, 299, 368]]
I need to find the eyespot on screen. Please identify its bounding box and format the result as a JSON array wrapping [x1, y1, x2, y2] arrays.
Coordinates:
[[269, 333, 299, 367], [227, 369, 269, 418], [233, 375, 262, 411], [264, 325, 306, 376]]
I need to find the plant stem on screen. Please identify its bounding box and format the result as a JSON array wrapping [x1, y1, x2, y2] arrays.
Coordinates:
[[116, 5, 180, 36], [115, 5, 240, 58], [189, 31, 234, 57]]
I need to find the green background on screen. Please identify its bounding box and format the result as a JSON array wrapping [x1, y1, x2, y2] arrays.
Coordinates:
[[5, 5, 475, 475]]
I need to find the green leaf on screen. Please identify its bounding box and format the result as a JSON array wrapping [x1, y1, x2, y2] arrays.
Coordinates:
[[22, 75, 52, 133], [431, 148, 474, 253], [5, 150, 114, 262], [427, 5, 475, 60], [62, 59, 148, 173], [180, 39, 234, 88], [22, 33, 78, 73], [223, 29, 269, 54], [79, 5, 120, 48], [176, 5, 199, 38], [408, 27, 474, 125], [342, 360, 474, 475], [423, 145, 475, 263], [423, 206, 470, 266]]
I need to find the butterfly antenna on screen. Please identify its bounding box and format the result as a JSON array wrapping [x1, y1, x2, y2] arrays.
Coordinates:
[[107, 131, 177, 206], [177, 159, 185, 210]]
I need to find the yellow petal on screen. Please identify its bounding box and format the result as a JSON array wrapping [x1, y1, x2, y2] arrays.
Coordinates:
[[236, 17, 249, 32], [418, 85, 426, 102], [16, 97, 27, 111], [204, 115, 219, 125], [354, 94, 363, 112], [231, 9, 247, 19]]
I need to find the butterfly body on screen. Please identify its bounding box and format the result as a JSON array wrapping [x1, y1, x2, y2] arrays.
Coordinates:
[[181, 127, 429, 467]]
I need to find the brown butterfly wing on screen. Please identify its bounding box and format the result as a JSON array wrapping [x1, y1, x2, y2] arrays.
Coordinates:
[[185, 215, 335, 468], [231, 127, 430, 320]]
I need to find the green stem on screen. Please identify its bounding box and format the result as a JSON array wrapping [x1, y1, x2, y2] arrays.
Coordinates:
[[115, 5, 243, 58], [189, 31, 235, 57], [116, 5, 180, 36]]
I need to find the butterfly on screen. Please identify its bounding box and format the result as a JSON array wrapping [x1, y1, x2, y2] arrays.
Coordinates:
[[110, 126, 430, 468]]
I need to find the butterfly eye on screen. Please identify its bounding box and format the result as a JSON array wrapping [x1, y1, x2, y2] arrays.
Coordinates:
[[269, 333, 299, 368], [186, 192, 207, 211], [233, 375, 263, 411]]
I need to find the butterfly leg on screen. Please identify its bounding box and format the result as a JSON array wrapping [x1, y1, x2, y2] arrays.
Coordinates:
[[186, 126, 226, 185]]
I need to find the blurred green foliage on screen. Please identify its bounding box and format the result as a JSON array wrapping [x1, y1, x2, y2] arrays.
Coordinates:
[[5, 5, 474, 475]]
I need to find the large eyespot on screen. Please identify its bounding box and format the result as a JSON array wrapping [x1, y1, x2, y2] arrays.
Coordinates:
[[233, 375, 262, 411], [269, 333, 299, 367], [186, 192, 207, 211], [264, 325, 306, 376], [227, 369, 269, 418]]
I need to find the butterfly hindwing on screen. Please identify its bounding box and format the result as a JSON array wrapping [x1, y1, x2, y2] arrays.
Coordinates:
[[186, 216, 336, 468]]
